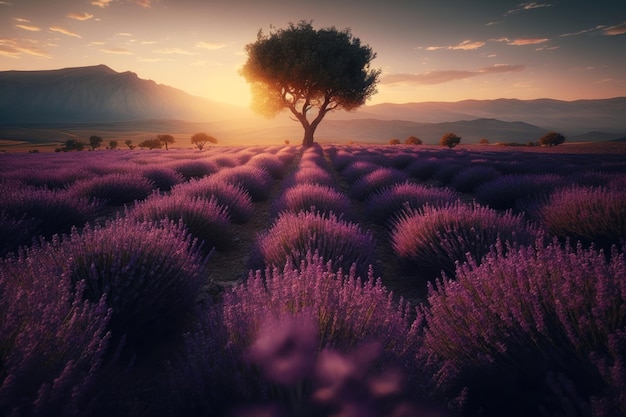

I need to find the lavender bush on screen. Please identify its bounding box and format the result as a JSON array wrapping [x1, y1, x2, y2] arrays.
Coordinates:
[[128, 193, 233, 251], [69, 172, 154, 206], [538, 186, 626, 249], [273, 183, 352, 219], [350, 167, 409, 201], [418, 238, 626, 417], [252, 211, 376, 277], [291, 165, 335, 187], [17, 217, 209, 359], [210, 165, 273, 201], [141, 166, 185, 191], [405, 158, 441, 181], [1, 255, 111, 417], [172, 177, 254, 224], [168, 159, 219, 180], [390, 201, 541, 277], [249, 154, 288, 179], [475, 173, 562, 210], [450, 165, 502, 193], [365, 182, 459, 225], [341, 161, 380, 184]]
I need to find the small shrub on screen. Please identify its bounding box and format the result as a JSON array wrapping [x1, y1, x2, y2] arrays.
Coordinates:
[[248, 154, 288, 179], [390, 201, 540, 277], [290, 165, 335, 187], [252, 211, 376, 277], [69, 172, 154, 206], [389, 138, 400, 145], [211, 165, 273, 201], [341, 161, 379, 184], [405, 136, 422, 145], [171, 177, 254, 224], [273, 183, 352, 218], [539, 131, 566, 147], [128, 193, 233, 251], [0, 255, 111, 416], [404, 158, 441, 180], [539, 186, 626, 250], [419, 238, 626, 416], [168, 159, 219, 180], [350, 167, 409, 201], [450, 165, 502, 193], [475, 174, 562, 210], [141, 166, 184, 191], [365, 182, 459, 225]]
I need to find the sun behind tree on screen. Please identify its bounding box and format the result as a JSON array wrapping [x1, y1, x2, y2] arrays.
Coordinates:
[[240, 21, 380, 147]]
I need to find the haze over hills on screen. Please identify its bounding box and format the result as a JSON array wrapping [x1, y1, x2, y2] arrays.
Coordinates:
[[1, 65, 625, 147]]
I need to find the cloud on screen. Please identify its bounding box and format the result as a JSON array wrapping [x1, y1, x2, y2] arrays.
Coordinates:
[[494, 37, 549, 46], [603, 21, 626, 36], [100, 47, 133, 55], [67, 12, 94, 21], [13, 17, 30, 22], [15, 24, 41, 32], [131, 0, 154, 7], [0, 37, 52, 58], [153, 47, 197, 55], [560, 25, 605, 37], [91, 0, 114, 7], [0, 1, 13, 4], [137, 57, 172, 62], [49, 26, 81, 38], [505, 2, 552, 15], [195, 41, 227, 50], [141, 40, 158, 45], [116, 32, 133, 37], [424, 40, 486, 51], [381, 64, 525, 86]]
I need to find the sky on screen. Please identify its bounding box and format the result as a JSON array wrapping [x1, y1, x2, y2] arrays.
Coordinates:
[[1, 0, 625, 107]]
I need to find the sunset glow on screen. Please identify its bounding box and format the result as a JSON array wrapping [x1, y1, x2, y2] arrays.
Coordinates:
[[1, 0, 625, 107]]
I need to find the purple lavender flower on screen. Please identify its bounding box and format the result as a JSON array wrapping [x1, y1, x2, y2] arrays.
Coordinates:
[[168, 159, 220, 180], [273, 183, 352, 219], [141, 166, 185, 191], [390, 201, 541, 277], [450, 165, 502, 193], [249, 154, 288, 179], [350, 167, 410, 201], [475, 173, 562, 210], [211, 165, 274, 201], [69, 172, 154, 206], [252, 211, 376, 276]]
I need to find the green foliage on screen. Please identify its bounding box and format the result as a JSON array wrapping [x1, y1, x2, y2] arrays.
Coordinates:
[[405, 136, 422, 145], [389, 138, 400, 145], [539, 131, 565, 147], [157, 134, 175, 150], [138, 138, 163, 150], [191, 132, 217, 150], [89, 135, 103, 150], [440, 132, 461, 148], [240, 21, 380, 147]]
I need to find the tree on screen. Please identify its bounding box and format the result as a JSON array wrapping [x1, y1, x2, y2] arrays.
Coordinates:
[[240, 21, 380, 147], [89, 135, 103, 151], [389, 138, 400, 145], [109, 140, 118, 150], [60, 139, 84, 152], [539, 131, 565, 147], [440, 133, 461, 148], [157, 134, 175, 150], [191, 132, 217, 150], [405, 136, 422, 145], [480, 138, 490, 145], [138, 138, 163, 150]]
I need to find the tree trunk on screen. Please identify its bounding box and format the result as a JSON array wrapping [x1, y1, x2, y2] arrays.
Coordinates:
[[302, 125, 315, 148]]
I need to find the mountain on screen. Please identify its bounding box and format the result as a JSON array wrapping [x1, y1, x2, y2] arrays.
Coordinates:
[[351, 98, 626, 136], [1, 65, 624, 146], [0, 64, 245, 123]]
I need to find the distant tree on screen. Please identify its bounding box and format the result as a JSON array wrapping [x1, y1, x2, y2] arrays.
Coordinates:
[[62, 139, 85, 152], [109, 140, 118, 150], [405, 136, 422, 145], [539, 131, 565, 147], [240, 21, 380, 147], [89, 135, 103, 151], [480, 138, 490, 145], [124, 139, 135, 150], [285, 139, 290, 145], [389, 138, 400, 145], [191, 132, 217, 150], [157, 134, 175, 150], [440, 133, 461, 148], [138, 138, 163, 150]]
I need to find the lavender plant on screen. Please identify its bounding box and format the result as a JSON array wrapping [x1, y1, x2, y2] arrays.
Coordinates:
[[252, 211, 376, 277], [168, 159, 219, 180], [365, 182, 459, 226], [172, 177, 254, 224], [0, 255, 111, 417], [16, 217, 209, 359], [450, 165, 502, 193], [128, 193, 233, 251], [291, 165, 335, 187], [538, 185, 626, 249], [249, 154, 288, 179], [475, 173, 562, 210], [390, 201, 541, 277], [350, 167, 409, 201], [141, 166, 185, 191], [273, 184, 353, 219], [418, 238, 626, 417], [210, 165, 274, 201], [69, 172, 154, 206]]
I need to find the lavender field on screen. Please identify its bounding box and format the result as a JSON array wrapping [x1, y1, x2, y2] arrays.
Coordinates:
[[1, 144, 625, 417]]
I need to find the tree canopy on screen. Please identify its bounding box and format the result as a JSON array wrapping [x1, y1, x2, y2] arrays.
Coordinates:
[[539, 131, 565, 147], [191, 132, 217, 150], [157, 134, 175, 150], [440, 133, 461, 148], [240, 21, 380, 147], [89, 135, 103, 151]]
